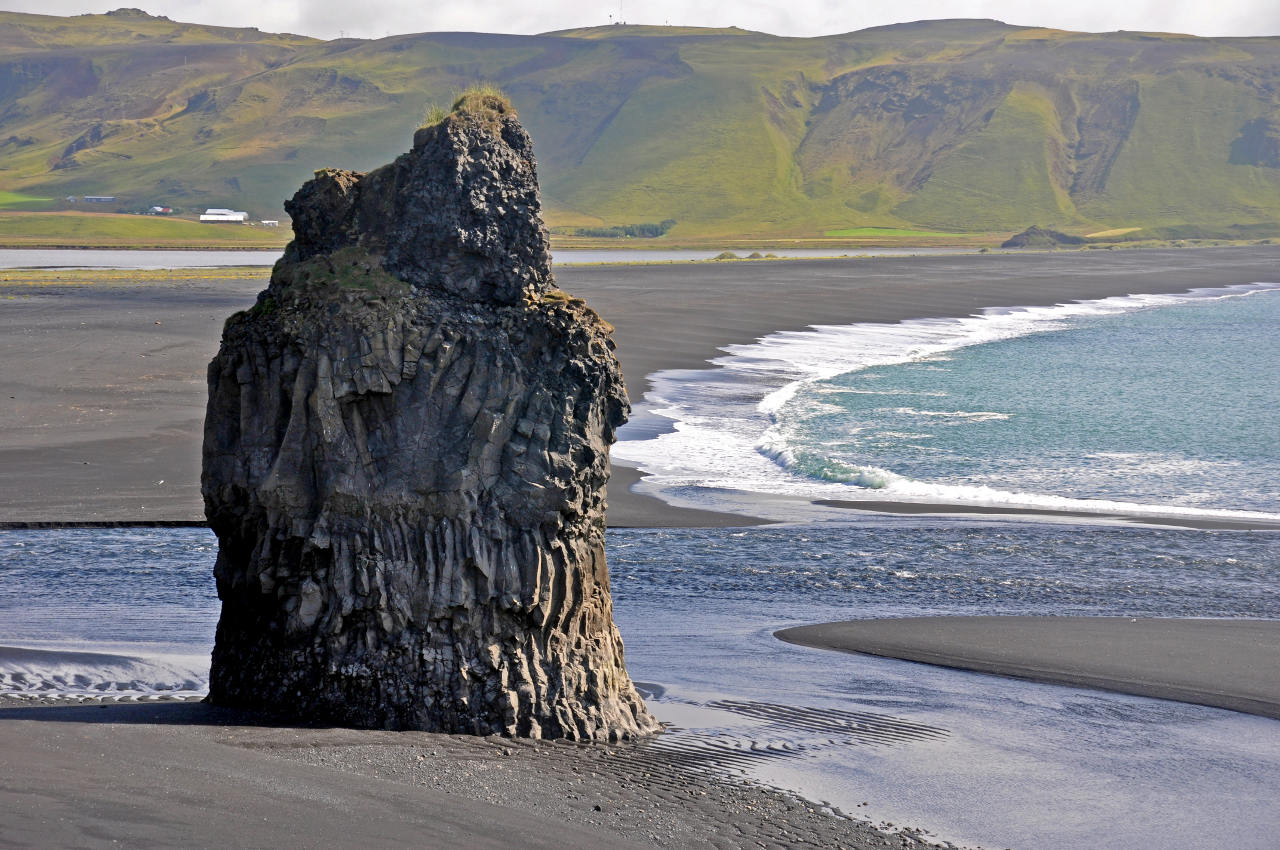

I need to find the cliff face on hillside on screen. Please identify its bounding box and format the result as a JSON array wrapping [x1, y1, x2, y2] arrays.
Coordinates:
[[201, 93, 658, 739]]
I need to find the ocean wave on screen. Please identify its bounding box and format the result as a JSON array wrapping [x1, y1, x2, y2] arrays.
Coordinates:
[[756, 436, 902, 488], [0, 644, 208, 698], [819, 474, 1280, 523], [613, 282, 1280, 523], [755, 431, 1280, 522], [886, 407, 1012, 421], [817, 388, 948, 397]]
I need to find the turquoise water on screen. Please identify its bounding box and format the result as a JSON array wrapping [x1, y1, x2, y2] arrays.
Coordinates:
[[616, 284, 1280, 522], [782, 289, 1280, 511]]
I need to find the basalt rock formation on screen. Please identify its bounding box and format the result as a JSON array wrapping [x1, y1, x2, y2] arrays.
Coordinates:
[[201, 92, 658, 740], [1000, 225, 1089, 249]]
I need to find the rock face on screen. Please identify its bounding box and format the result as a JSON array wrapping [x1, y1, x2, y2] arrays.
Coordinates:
[[1000, 225, 1088, 249], [202, 93, 658, 740]]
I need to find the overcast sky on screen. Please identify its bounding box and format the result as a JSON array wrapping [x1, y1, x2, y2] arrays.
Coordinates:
[[8, 1, 1280, 41]]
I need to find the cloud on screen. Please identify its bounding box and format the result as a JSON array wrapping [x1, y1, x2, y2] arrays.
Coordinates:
[[5, 0, 1280, 40]]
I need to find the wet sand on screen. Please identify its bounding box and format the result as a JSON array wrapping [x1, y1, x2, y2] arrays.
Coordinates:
[[814, 498, 1280, 530], [0, 699, 935, 849], [607, 464, 772, 527], [777, 616, 1280, 720], [3, 246, 1278, 525]]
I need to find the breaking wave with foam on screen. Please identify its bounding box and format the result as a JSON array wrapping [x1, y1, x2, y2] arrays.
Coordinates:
[[613, 283, 1280, 524]]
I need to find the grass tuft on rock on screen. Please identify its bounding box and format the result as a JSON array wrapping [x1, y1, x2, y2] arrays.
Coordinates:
[[419, 84, 514, 134], [421, 103, 449, 127], [422, 84, 517, 129], [450, 84, 513, 116]]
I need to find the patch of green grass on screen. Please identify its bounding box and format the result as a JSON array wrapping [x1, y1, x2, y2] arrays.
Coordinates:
[[421, 103, 449, 127], [1085, 227, 1143, 238], [1105, 222, 1280, 241], [418, 85, 512, 134], [893, 86, 1079, 231], [450, 83, 511, 114], [272, 246, 408, 299], [823, 226, 970, 238], [0, 212, 291, 248], [549, 51, 832, 238], [0, 191, 54, 211], [568, 219, 676, 238], [1081, 72, 1280, 228]]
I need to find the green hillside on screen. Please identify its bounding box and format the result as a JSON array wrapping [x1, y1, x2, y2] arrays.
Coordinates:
[[3, 10, 1280, 240]]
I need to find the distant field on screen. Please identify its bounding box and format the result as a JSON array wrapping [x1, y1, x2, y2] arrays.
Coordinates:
[[0, 213, 1000, 250], [0, 191, 54, 211], [1085, 227, 1143, 239], [0, 267, 269, 288], [823, 227, 980, 239], [0, 212, 291, 248]]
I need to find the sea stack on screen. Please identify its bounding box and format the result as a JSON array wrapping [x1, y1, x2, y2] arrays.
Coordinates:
[[201, 91, 658, 740]]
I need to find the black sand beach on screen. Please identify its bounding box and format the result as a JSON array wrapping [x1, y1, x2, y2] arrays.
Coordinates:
[[777, 616, 1280, 720], [0, 699, 937, 849]]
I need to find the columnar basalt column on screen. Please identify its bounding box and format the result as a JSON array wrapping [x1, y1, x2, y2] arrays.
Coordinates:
[[201, 92, 658, 739]]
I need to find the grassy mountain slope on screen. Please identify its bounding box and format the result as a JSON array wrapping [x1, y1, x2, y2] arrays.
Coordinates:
[[3, 11, 1280, 239]]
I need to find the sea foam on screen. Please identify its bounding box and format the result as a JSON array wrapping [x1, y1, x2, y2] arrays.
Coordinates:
[[613, 283, 1280, 523]]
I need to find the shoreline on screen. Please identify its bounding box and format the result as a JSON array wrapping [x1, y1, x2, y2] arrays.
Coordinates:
[[0, 469, 766, 530], [813, 499, 1280, 531], [777, 616, 1280, 721], [2, 246, 1279, 526], [0, 519, 208, 529], [606, 464, 773, 528], [0, 243, 287, 252], [4, 236, 1272, 253]]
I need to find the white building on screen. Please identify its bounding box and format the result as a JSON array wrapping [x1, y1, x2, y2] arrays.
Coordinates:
[[200, 208, 249, 222]]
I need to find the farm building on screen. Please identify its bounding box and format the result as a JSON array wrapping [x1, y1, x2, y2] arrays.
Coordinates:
[[200, 208, 249, 222]]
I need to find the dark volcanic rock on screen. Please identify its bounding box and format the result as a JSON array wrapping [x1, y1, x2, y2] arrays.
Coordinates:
[[202, 94, 658, 740], [1001, 225, 1089, 249], [281, 103, 551, 305]]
